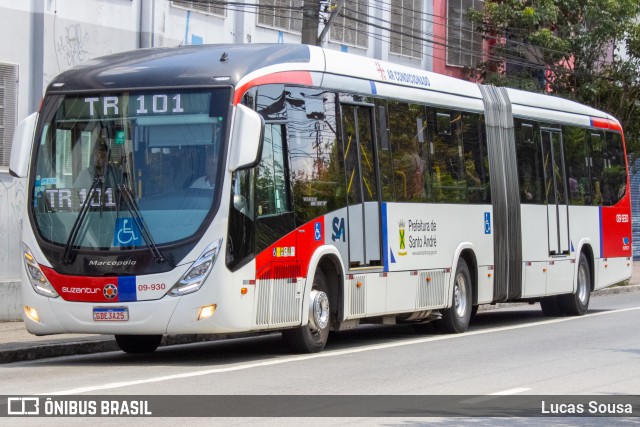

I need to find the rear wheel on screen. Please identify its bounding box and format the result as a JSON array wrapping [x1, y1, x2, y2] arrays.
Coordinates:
[[439, 258, 472, 333], [559, 253, 591, 316], [115, 334, 162, 354], [282, 270, 331, 353]]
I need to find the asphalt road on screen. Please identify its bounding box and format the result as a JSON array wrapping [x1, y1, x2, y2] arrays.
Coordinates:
[[2, 292, 639, 425]]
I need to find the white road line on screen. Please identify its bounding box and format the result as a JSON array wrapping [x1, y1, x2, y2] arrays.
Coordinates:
[[41, 306, 640, 395], [490, 388, 531, 395], [460, 388, 531, 404]]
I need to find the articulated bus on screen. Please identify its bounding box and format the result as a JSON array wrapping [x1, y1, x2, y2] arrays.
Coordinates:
[[10, 44, 631, 354]]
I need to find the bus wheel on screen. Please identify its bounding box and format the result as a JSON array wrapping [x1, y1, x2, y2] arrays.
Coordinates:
[[439, 258, 472, 333], [559, 253, 591, 316], [282, 270, 331, 353], [540, 296, 561, 316], [115, 334, 162, 354]]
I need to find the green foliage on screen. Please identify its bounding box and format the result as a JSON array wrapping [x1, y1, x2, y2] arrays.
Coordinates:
[[466, 0, 640, 162]]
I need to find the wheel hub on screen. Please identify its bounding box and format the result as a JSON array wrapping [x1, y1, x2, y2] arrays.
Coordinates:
[[454, 273, 468, 318], [309, 290, 329, 331]]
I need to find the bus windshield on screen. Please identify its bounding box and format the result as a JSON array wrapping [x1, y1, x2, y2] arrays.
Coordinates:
[[31, 89, 229, 252]]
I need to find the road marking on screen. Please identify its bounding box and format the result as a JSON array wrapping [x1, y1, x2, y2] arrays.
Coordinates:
[[461, 388, 531, 404], [42, 306, 640, 395], [490, 387, 531, 395]]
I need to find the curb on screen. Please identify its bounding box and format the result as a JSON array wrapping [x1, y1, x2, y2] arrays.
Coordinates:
[[2, 284, 639, 364], [0, 332, 260, 365]]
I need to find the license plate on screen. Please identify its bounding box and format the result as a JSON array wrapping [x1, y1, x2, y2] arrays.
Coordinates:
[[93, 307, 129, 321]]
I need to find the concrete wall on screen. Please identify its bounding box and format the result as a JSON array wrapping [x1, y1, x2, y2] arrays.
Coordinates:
[[0, 174, 25, 320]]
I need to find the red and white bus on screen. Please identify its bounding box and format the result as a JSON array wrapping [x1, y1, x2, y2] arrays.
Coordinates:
[[10, 44, 632, 353]]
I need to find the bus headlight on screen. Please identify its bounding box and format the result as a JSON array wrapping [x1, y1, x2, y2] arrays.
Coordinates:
[[168, 239, 222, 296], [22, 244, 59, 298]]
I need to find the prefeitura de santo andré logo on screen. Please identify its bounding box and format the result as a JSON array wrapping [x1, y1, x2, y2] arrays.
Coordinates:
[[398, 220, 407, 256]]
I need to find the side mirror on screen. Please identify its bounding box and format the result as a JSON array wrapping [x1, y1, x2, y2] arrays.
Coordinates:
[[228, 104, 264, 172], [9, 112, 38, 178]]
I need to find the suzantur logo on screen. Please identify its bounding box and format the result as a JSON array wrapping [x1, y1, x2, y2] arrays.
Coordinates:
[[88, 260, 137, 266]]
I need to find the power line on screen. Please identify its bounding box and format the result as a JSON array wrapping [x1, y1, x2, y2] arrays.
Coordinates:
[[177, 1, 617, 82]]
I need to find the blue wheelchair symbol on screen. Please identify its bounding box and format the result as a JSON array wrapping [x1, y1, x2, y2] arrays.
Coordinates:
[[484, 212, 491, 234], [314, 222, 322, 241], [114, 218, 141, 247]]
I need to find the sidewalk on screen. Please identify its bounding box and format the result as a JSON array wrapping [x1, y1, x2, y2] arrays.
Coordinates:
[[2, 263, 640, 364]]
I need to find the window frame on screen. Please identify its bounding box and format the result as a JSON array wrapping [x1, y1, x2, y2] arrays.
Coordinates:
[[446, 0, 484, 68]]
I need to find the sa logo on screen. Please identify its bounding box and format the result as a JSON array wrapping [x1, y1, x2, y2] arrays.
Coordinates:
[[331, 217, 345, 242]]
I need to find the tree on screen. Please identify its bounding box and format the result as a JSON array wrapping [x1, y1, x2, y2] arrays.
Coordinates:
[[466, 0, 640, 159]]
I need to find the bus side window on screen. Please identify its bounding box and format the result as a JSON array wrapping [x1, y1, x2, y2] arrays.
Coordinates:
[[375, 99, 395, 202], [286, 87, 345, 227], [515, 120, 545, 204], [462, 112, 490, 203], [388, 101, 427, 202], [256, 124, 290, 218], [562, 125, 589, 205], [226, 167, 255, 270], [588, 132, 604, 205], [255, 123, 295, 253], [602, 131, 626, 206], [430, 109, 464, 202]]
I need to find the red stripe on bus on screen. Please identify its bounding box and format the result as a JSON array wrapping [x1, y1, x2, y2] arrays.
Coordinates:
[[233, 71, 313, 105], [40, 265, 119, 303], [590, 117, 623, 132]]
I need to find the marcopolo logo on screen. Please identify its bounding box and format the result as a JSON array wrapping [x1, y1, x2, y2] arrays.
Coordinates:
[[88, 259, 137, 267]]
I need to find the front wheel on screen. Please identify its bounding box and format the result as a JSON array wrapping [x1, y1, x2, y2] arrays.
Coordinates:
[[115, 334, 162, 354], [438, 258, 473, 333], [282, 270, 331, 353]]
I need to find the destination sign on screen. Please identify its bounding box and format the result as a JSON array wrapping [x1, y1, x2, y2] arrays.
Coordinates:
[[63, 92, 213, 119]]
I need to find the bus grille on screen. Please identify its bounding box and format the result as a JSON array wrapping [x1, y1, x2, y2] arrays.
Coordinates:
[[417, 270, 447, 309], [349, 275, 366, 316], [255, 280, 271, 326], [255, 265, 301, 327]]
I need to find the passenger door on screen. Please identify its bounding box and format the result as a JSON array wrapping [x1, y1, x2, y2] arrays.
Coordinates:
[[341, 104, 382, 268], [541, 129, 570, 255]]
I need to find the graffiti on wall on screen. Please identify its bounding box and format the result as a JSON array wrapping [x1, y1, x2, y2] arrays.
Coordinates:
[[56, 24, 90, 67], [0, 176, 26, 280]]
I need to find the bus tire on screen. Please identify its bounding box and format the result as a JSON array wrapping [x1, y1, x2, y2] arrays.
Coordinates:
[[558, 253, 591, 316], [115, 334, 162, 354], [282, 270, 331, 353], [540, 296, 561, 316], [439, 258, 472, 334]]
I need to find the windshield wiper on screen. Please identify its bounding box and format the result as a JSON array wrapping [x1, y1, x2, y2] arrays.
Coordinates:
[[61, 177, 102, 265], [117, 184, 165, 263]]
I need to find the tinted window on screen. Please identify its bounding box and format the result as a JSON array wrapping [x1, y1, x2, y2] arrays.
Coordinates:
[[602, 132, 627, 206], [255, 124, 295, 252], [32, 90, 229, 249], [388, 101, 427, 202], [515, 120, 545, 204], [286, 87, 345, 225], [562, 125, 589, 205]]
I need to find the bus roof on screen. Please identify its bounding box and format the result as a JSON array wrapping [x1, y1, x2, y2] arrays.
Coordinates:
[[47, 43, 612, 121]]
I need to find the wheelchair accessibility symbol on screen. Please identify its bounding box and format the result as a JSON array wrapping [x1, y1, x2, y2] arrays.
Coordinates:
[[114, 218, 141, 247], [314, 222, 322, 241]]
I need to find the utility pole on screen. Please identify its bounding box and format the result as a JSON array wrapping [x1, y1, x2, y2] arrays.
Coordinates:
[[317, 0, 345, 45], [301, 0, 320, 45]]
